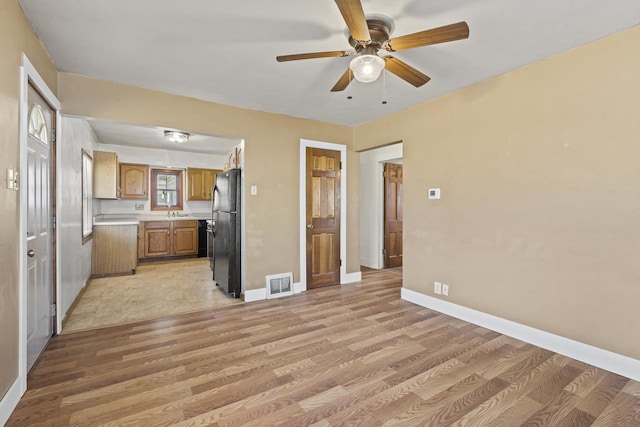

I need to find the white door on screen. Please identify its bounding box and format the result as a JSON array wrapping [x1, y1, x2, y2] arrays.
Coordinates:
[[26, 83, 53, 371]]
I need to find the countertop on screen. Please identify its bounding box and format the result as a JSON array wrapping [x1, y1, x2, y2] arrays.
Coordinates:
[[94, 214, 210, 226]]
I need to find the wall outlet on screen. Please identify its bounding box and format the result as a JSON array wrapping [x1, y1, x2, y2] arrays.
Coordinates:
[[442, 283, 449, 296], [250, 185, 258, 196], [134, 204, 145, 210], [434, 281, 442, 295]]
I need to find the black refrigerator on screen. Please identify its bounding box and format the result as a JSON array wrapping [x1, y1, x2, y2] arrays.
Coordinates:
[[212, 169, 241, 297]]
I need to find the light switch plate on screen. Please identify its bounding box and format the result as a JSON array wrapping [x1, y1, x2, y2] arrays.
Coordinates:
[[434, 281, 442, 295], [6, 169, 14, 190], [251, 185, 258, 196]]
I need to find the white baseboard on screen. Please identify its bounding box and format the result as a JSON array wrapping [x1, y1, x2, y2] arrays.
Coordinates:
[[343, 272, 362, 284], [401, 288, 640, 382], [243, 288, 266, 302], [293, 282, 304, 294], [0, 377, 22, 426]]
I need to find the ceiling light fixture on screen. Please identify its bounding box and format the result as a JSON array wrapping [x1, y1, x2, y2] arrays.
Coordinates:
[[349, 53, 385, 83], [164, 130, 190, 144]]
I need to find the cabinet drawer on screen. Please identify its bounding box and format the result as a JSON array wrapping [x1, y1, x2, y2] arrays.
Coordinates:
[[173, 220, 197, 228], [144, 221, 171, 229]]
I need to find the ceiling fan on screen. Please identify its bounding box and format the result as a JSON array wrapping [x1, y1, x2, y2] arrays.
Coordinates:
[[276, 0, 469, 92]]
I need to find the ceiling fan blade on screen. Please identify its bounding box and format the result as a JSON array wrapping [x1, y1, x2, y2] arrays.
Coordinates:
[[385, 21, 469, 52], [331, 68, 354, 92], [334, 0, 371, 42], [277, 51, 351, 62], [383, 56, 431, 87]]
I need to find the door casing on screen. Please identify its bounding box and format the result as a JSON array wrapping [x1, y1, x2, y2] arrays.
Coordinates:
[[19, 54, 61, 394]]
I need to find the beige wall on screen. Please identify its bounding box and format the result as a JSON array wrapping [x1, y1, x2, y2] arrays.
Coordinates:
[[355, 26, 640, 359], [58, 73, 358, 291], [0, 0, 58, 397]]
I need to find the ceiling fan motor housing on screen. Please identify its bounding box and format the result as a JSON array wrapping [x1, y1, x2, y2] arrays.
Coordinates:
[[349, 19, 392, 52]]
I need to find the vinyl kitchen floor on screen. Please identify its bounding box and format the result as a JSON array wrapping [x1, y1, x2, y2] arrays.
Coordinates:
[[62, 258, 241, 333]]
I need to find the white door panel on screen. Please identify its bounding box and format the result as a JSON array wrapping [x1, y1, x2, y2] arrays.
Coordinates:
[[26, 84, 53, 372]]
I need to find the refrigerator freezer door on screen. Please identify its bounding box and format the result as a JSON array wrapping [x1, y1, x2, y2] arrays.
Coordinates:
[[213, 170, 239, 213]]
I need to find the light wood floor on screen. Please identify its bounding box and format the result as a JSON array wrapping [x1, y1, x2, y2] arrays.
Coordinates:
[[63, 258, 240, 333], [9, 269, 640, 426]]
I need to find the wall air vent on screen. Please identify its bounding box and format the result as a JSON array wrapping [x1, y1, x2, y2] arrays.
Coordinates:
[[266, 272, 294, 299]]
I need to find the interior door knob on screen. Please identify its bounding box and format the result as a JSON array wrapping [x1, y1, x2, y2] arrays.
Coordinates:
[[27, 249, 36, 257], [307, 224, 314, 229]]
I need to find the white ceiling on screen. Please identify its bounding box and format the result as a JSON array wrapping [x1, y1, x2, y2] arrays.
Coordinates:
[[19, 0, 640, 127], [87, 119, 241, 155]]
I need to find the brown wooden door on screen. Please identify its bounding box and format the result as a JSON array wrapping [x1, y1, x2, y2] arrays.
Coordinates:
[[306, 147, 340, 288], [384, 163, 403, 268]]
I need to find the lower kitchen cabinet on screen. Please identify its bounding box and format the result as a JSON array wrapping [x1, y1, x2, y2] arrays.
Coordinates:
[[92, 224, 138, 276], [140, 220, 198, 259], [173, 221, 198, 255]]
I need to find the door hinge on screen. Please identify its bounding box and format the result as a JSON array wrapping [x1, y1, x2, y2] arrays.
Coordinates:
[[339, 161, 342, 170], [51, 217, 56, 229], [51, 303, 56, 316], [383, 248, 386, 256], [383, 171, 386, 178], [51, 128, 56, 142], [339, 259, 342, 267]]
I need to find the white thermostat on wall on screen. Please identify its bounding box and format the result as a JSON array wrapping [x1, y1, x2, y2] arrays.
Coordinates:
[[428, 188, 441, 200]]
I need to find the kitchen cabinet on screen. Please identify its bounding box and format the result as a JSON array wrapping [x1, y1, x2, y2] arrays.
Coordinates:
[[173, 221, 199, 255], [120, 163, 149, 199], [187, 168, 222, 201], [141, 220, 198, 259], [92, 224, 138, 276], [93, 151, 120, 199]]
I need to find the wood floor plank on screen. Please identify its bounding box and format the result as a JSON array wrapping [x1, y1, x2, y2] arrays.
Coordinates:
[[6, 268, 639, 426]]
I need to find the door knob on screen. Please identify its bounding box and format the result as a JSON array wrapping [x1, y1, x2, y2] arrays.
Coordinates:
[[307, 224, 314, 229], [27, 249, 36, 258]]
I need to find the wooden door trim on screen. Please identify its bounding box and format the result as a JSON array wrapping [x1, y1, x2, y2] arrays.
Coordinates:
[[299, 139, 354, 292], [18, 54, 61, 397]]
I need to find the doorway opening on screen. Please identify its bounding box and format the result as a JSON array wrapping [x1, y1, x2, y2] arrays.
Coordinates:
[[299, 139, 356, 292], [19, 55, 60, 390], [359, 143, 403, 271]]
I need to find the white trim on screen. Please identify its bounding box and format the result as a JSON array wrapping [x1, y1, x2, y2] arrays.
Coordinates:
[[238, 141, 246, 298], [18, 54, 61, 399], [293, 282, 304, 294], [299, 139, 347, 291], [244, 288, 267, 303], [344, 272, 362, 284], [401, 288, 640, 382], [0, 378, 21, 426]]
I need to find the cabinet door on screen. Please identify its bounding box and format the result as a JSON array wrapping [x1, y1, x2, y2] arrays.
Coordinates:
[[93, 151, 120, 199], [144, 228, 171, 257], [173, 221, 198, 255], [187, 168, 206, 201], [120, 163, 149, 199], [203, 169, 220, 200]]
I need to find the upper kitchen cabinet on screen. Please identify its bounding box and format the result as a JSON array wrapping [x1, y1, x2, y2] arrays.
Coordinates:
[[93, 150, 120, 199], [187, 168, 222, 201], [120, 163, 149, 199]]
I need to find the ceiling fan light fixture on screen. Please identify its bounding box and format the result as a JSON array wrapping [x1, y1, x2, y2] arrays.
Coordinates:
[[349, 54, 385, 83], [164, 130, 190, 144]]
